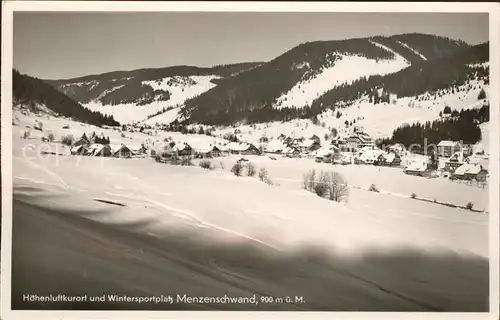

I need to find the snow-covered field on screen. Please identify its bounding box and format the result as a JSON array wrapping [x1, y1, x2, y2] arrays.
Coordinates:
[[275, 41, 410, 110], [13, 110, 489, 258], [83, 75, 218, 124], [13, 141, 488, 258]]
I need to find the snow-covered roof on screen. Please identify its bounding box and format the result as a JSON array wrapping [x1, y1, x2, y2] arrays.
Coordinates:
[[359, 150, 384, 160], [227, 142, 255, 151], [109, 143, 124, 153], [127, 144, 145, 151], [283, 147, 299, 154], [227, 142, 242, 151], [455, 163, 484, 176], [438, 140, 460, 147], [88, 144, 103, 151], [197, 144, 219, 153], [316, 145, 338, 157], [266, 140, 287, 152], [299, 139, 318, 148], [217, 144, 229, 151], [380, 152, 396, 163], [71, 145, 84, 153], [447, 151, 466, 163], [173, 142, 191, 152]]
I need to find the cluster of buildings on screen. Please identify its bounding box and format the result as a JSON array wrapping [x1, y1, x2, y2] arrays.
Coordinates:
[[69, 132, 147, 158], [261, 127, 403, 167], [264, 134, 322, 157], [403, 140, 487, 181]]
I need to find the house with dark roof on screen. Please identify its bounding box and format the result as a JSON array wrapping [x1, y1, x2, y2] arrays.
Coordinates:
[[310, 134, 321, 143], [111, 144, 133, 158]]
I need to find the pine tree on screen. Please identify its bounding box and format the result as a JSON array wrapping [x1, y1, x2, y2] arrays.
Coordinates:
[[477, 88, 486, 100]]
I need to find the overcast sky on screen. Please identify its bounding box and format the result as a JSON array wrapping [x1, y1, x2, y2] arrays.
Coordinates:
[[13, 12, 489, 80]]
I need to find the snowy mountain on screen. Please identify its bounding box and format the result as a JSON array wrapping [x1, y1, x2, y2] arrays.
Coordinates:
[[47, 63, 262, 124], [181, 33, 472, 125], [13, 70, 120, 127], [45, 33, 488, 144]]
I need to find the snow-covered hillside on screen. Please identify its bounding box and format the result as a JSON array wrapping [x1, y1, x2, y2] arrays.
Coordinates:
[[14, 103, 229, 155], [143, 75, 219, 106], [213, 79, 489, 144], [274, 41, 410, 109], [81, 75, 218, 124]]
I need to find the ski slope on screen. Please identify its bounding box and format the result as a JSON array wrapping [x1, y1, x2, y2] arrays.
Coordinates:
[[275, 41, 410, 110], [396, 41, 428, 61], [83, 75, 219, 124]]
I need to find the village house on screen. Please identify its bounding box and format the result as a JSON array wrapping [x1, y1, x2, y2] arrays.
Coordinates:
[[298, 139, 321, 153], [310, 134, 321, 144], [128, 144, 148, 155], [73, 133, 90, 147], [375, 152, 402, 167], [404, 161, 433, 177], [315, 145, 338, 163], [240, 143, 260, 156], [195, 145, 222, 159], [226, 142, 260, 155], [437, 140, 462, 158], [111, 144, 133, 158], [87, 144, 113, 157], [70, 145, 87, 155], [173, 142, 194, 157], [265, 140, 287, 154], [444, 151, 467, 171], [461, 145, 474, 157], [387, 143, 406, 155], [452, 163, 488, 181], [228, 142, 243, 155], [345, 134, 369, 152], [355, 148, 384, 165], [217, 144, 230, 156], [283, 146, 301, 158]]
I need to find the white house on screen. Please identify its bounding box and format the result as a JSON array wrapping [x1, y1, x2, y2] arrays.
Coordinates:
[[437, 140, 462, 157]]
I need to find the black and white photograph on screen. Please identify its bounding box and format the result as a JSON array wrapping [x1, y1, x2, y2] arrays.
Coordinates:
[[1, 1, 499, 318]]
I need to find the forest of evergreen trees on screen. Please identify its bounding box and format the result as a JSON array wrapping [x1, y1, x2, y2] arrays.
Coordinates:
[[181, 37, 403, 125], [13, 70, 120, 127], [311, 42, 489, 113], [378, 33, 469, 61], [181, 37, 485, 126], [98, 80, 171, 106], [377, 104, 489, 152]]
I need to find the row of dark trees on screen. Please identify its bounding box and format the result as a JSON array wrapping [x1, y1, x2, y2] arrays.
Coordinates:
[[13, 70, 120, 127], [98, 80, 171, 106], [377, 104, 489, 151]]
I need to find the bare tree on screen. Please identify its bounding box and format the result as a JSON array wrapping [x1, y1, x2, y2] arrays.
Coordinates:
[[326, 171, 349, 203], [303, 169, 316, 191]]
